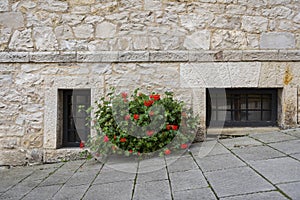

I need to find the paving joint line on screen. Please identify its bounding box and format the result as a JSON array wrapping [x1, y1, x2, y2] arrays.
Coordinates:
[[130, 161, 139, 200], [164, 156, 174, 200], [80, 161, 105, 200], [189, 151, 220, 200], [19, 162, 65, 200], [217, 139, 293, 200]]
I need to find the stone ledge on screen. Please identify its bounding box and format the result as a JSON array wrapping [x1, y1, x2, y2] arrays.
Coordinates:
[[0, 50, 299, 63]]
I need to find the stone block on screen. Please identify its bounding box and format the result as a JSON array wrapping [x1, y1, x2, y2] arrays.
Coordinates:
[[150, 51, 188, 62], [228, 62, 261, 87], [77, 51, 118, 62], [250, 131, 298, 144], [40, 1, 69, 12], [242, 50, 279, 61], [119, 51, 149, 62], [173, 188, 216, 200], [169, 169, 208, 192], [269, 139, 300, 155], [0, 52, 29, 63], [189, 51, 223, 62], [8, 29, 34, 51], [133, 180, 172, 200], [53, 185, 89, 200], [22, 185, 62, 200], [69, 0, 95, 5], [144, 0, 162, 11], [93, 170, 136, 185], [190, 141, 231, 157], [241, 16, 268, 33], [95, 21, 117, 39], [249, 157, 300, 184], [0, 12, 24, 29], [278, 50, 300, 61], [30, 52, 76, 63], [222, 50, 243, 61], [232, 145, 285, 162], [260, 32, 295, 49], [84, 181, 133, 200], [0, 0, 8, 11], [136, 169, 168, 183], [212, 30, 247, 49], [205, 167, 274, 198], [277, 182, 300, 200], [166, 156, 198, 173], [73, 24, 93, 39], [195, 153, 246, 172], [219, 136, 263, 150], [183, 30, 210, 50], [33, 27, 58, 51], [221, 191, 289, 200]]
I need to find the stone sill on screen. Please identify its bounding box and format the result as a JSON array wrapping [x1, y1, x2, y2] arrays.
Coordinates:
[[0, 50, 299, 63], [43, 147, 89, 163], [207, 127, 280, 137]]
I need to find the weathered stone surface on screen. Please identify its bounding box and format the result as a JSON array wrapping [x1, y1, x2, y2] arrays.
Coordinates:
[[212, 30, 247, 49], [277, 182, 300, 200], [69, 0, 95, 5], [33, 27, 58, 51], [249, 157, 300, 184], [261, 32, 295, 49], [8, 29, 34, 51], [133, 180, 172, 200], [269, 140, 300, 155], [183, 30, 210, 50], [55, 25, 74, 40], [95, 22, 117, 39], [241, 16, 268, 33], [30, 52, 76, 63], [0, 52, 29, 62], [40, 1, 69, 12], [150, 51, 188, 62], [73, 24, 93, 39], [77, 51, 118, 62], [221, 191, 288, 200], [0, 12, 24, 29], [205, 167, 274, 198], [0, 0, 9, 11], [250, 131, 298, 144], [173, 188, 216, 200], [229, 62, 261, 87]]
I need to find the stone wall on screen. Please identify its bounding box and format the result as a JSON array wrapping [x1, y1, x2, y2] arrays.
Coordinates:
[[0, 0, 300, 166], [0, 0, 299, 51]]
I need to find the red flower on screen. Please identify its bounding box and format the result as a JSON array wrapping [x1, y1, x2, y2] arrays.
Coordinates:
[[149, 111, 154, 116], [120, 138, 127, 142], [79, 141, 85, 148], [150, 94, 160, 101], [137, 152, 141, 156], [104, 135, 109, 142], [166, 124, 172, 130], [124, 115, 130, 121], [114, 135, 117, 140], [146, 130, 154, 136], [134, 114, 139, 120], [121, 92, 127, 98], [181, 143, 188, 149], [164, 149, 171, 155], [144, 100, 154, 107], [172, 125, 179, 130], [129, 149, 133, 153]]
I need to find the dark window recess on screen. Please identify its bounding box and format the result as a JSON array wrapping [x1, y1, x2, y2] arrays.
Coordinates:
[[63, 89, 91, 147], [206, 89, 277, 127]]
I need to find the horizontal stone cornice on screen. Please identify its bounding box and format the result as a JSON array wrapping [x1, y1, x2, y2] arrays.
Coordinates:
[[0, 50, 299, 63]]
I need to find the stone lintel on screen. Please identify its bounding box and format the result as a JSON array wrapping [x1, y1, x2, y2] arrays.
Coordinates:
[[0, 50, 299, 63]]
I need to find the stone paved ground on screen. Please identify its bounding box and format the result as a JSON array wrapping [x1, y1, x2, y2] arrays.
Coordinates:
[[1, 129, 300, 200]]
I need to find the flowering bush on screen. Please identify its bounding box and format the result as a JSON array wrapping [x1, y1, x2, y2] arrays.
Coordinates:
[[87, 88, 199, 158]]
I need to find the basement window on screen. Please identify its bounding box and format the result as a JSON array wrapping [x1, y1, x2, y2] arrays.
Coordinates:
[[62, 89, 91, 147], [206, 89, 277, 127]]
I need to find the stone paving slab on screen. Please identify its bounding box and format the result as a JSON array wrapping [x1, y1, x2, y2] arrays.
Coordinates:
[[232, 145, 286, 161], [282, 129, 300, 138], [269, 139, 300, 155], [220, 191, 288, 200], [22, 185, 62, 200], [1, 130, 300, 200], [169, 169, 208, 192], [83, 180, 134, 200], [249, 131, 298, 144], [205, 167, 275, 198], [277, 181, 300, 200], [189, 141, 232, 157], [194, 153, 246, 172], [218, 137, 263, 150], [133, 180, 172, 200], [53, 184, 90, 200], [173, 187, 216, 200], [248, 157, 300, 184]]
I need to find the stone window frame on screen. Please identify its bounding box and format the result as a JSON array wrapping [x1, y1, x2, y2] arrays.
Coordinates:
[[44, 77, 103, 151]]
